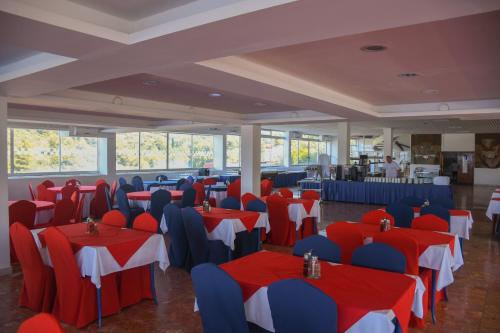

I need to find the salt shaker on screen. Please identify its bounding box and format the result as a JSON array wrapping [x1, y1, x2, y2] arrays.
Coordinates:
[[309, 256, 321, 279], [303, 251, 312, 277]]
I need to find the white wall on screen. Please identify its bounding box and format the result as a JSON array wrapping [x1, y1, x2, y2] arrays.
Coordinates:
[[441, 133, 475, 152]]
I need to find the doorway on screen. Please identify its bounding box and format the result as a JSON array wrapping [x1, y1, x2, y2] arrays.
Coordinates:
[[441, 152, 474, 185]]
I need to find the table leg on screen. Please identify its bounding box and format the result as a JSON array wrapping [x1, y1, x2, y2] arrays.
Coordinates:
[[431, 270, 437, 324], [150, 263, 158, 305], [96, 287, 102, 328]]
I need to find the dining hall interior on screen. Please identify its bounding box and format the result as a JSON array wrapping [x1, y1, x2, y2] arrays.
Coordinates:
[[1, 1, 500, 332]]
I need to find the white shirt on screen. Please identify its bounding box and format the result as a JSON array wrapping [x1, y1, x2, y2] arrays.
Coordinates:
[[384, 161, 400, 178]]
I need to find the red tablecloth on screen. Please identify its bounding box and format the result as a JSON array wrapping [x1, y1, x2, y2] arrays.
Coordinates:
[[221, 251, 416, 333], [127, 190, 183, 201], [8, 200, 55, 211], [195, 207, 260, 233], [37, 223, 152, 267], [47, 185, 96, 193], [287, 198, 314, 214]]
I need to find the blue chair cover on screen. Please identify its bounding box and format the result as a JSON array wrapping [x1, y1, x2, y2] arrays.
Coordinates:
[[186, 175, 195, 184], [116, 188, 144, 227], [179, 188, 196, 208], [268, 279, 337, 333], [246, 199, 267, 212], [182, 207, 229, 267], [176, 178, 187, 190], [205, 185, 212, 199], [163, 204, 190, 269], [386, 202, 414, 228], [150, 190, 171, 226], [180, 182, 193, 191], [400, 196, 425, 207], [430, 196, 455, 209], [293, 235, 341, 263], [156, 174, 168, 181], [351, 243, 406, 273], [421, 205, 451, 224], [119, 183, 135, 194], [131, 175, 144, 191], [220, 197, 241, 210], [191, 263, 250, 333], [118, 177, 127, 186]]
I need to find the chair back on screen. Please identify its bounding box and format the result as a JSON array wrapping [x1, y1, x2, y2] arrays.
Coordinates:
[[53, 199, 75, 226], [119, 183, 135, 193], [278, 188, 293, 198], [325, 222, 364, 264], [260, 179, 273, 196], [17, 314, 65, 333], [91, 182, 110, 218], [293, 235, 341, 263], [268, 279, 337, 333], [176, 178, 187, 190], [133, 212, 158, 233], [191, 263, 250, 333], [186, 175, 195, 184], [163, 204, 189, 268], [150, 190, 171, 224], [110, 180, 118, 206], [180, 188, 196, 208], [412, 214, 449, 232], [182, 207, 210, 266], [266, 194, 294, 246], [400, 196, 425, 207], [301, 190, 320, 200], [41, 180, 55, 188], [246, 199, 267, 212], [28, 184, 36, 200], [227, 179, 241, 199], [192, 182, 205, 205], [102, 210, 127, 228], [116, 188, 132, 221], [241, 193, 258, 209], [73, 195, 85, 223], [60, 185, 78, 200], [421, 205, 450, 224], [430, 196, 455, 209], [118, 177, 127, 186], [180, 182, 193, 191], [65, 179, 80, 187], [360, 210, 395, 226], [95, 178, 107, 186], [220, 197, 241, 210], [202, 177, 217, 186], [9, 200, 36, 228], [373, 230, 419, 275], [156, 174, 168, 181], [386, 202, 414, 228], [131, 175, 144, 191], [351, 243, 406, 273]]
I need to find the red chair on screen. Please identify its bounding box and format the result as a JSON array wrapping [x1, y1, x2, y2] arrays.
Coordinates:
[[412, 214, 448, 232], [44, 227, 120, 328], [72, 195, 85, 224], [266, 194, 296, 246], [277, 188, 293, 198], [325, 222, 364, 264], [90, 182, 110, 219], [28, 184, 36, 200], [9, 223, 55, 313], [192, 182, 205, 206], [110, 181, 117, 207], [17, 313, 64, 333], [101, 210, 127, 228], [261, 179, 273, 196], [52, 199, 75, 226], [37, 184, 57, 203], [61, 185, 78, 201], [65, 179, 80, 187], [301, 190, 320, 200], [241, 192, 258, 209], [133, 213, 158, 233], [202, 177, 217, 186], [227, 178, 241, 200], [361, 210, 395, 226], [41, 180, 55, 188], [95, 178, 107, 186], [9, 200, 36, 228]]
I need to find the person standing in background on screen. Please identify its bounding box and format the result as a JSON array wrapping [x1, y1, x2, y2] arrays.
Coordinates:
[[383, 155, 401, 178]]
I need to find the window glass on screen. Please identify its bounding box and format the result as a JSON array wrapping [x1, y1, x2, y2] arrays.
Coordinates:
[[290, 139, 299, 165], [140, 132, 167, 170], [116, 132, 139, 170], [298, 140, 309, 165], [168, 133, 191, 169], [61, 136, 98, 172], [13, 129, 60, 173], [192, 135, 214, 168], [261, 137, 285, 166], [226, 135, 240, 167], [309, 141, 319, 164]]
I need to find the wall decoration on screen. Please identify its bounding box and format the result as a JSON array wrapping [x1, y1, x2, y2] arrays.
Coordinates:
[[475, 133, 500, 168], [411, 134, 441, 164]]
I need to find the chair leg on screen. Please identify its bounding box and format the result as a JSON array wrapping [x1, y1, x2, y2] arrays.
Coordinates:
[[443, 287, 448, 302], [459, 237, 464, 258], [227, 247, 233, 261], [96, 287, 102, 328], [257, 228, 261, 251], [149, 263, 158, 305], [431, 270, 436, 324]]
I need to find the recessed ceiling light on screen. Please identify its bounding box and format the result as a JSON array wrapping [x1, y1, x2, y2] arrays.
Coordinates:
[[422, 88, 439, 95], [360, 45, 387, 52], [254, 102, 267, 107], [398, 73, 419, 78], [143, 80, 159, 86], [209, 92, 222, 97]]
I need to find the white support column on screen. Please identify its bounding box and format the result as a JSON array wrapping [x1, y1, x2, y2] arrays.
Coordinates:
[[105, 133, 117, 183], [383, 128, 393, 158], [240, 125, 261, 196], [0, 98, 10, 275], [337, 122, 350, 165]]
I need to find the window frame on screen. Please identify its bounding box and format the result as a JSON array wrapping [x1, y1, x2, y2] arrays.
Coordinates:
[[260, 130, 286, 167], [290, 135, 329, 166]]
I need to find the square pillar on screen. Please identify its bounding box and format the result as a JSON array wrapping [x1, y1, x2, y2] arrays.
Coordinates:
[[0, 98, 10, 274], [240, 125, 261, 196], [383, 128, 393, 158], [337, 122, 350, 165], [105, 133, 116, 183]]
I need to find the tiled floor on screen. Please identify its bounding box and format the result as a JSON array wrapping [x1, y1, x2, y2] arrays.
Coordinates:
[[1, 185, 499, 332]]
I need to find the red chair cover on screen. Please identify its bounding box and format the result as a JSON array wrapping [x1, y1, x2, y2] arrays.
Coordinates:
[[9, 200, 36, 228], [325, 222, 364, 264], [277, 188, 293, 198], [110, 181, 117, 207], [73, 195, 85, 224], [102, 210, 127, 228], [192, 182, 205, 205], [41, 180, 55, 188], [29, 184, 36, 200], [241, 192, 258, 209], [17, 313, 64, 333], [10, 223, 55, 313], [37, 184, 57, 203], [202, 177, 217, 186], [44, 227, 120, 328], [266, 194, 296, 246], [227, 179, 241, 199], [95, 178, 107, 186], [65, 179, 80, 187], [411, 215, 448, 232], [90, 182, 110, 219], [52, 199, 75, 226], [301, 190, 320, 200], [361, 210, 395, 226], [261, 179, 273, 196], [61, 185, 78, 201], [133, 213, 158, 233]]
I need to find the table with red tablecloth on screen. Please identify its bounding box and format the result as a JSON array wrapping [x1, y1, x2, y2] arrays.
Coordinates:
[[220, 251, 421, 333], [286, 198, 320, 230], [8, 200, 55, 225], [31, 223, 169, 288], [127, 190, 183, 211], [48, 185, 96, 218]]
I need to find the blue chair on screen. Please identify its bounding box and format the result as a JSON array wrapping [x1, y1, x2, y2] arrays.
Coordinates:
[[180, 182, 193, 191], [351, 243, 406, 274], [293, 235, 341, 263], [163, 204, 190, 269], [176, 178, 187, 190], [182, 207, 229, 267], [421, 205, 450, 226], [220, 197, 241, 210], [430, 196, 455, 209], [150, 190, 171, 226], [119, 183, 135, 193], [118, 177, 127, 186], [116, 188, 144, 228], [156, 174, 168, 181], [186, 175, 195, 184], [400, 196, 425, 207], [268, 279, 337, 333], [178, 188, 196, 208], [386, 202, 414, 228], [191, 263, 251, 333], [131, 175, 144, 191], [246, 199, 267, 212]]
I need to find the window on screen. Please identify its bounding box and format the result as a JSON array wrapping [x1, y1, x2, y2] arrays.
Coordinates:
[[261, 137, 285, 167], [226, 135, 240, 167], [349, 136, 384, 164], [169, 133, 214, 169], [291, 137, 328, 166], [116, 132, 140, 171], [10, 128, 98, 174], [192, 135, 214, 168], [140, 132, 167, 170]]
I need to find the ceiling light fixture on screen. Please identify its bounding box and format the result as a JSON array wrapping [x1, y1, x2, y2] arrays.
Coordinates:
[[254, 102, 267, 107], [398, 73, 419, 78], [360, 45, 387, 52], [209, 92, 222, 97], [422, 88, 439, 95], [143, 80, 159, 86]]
